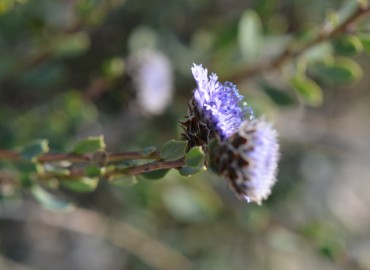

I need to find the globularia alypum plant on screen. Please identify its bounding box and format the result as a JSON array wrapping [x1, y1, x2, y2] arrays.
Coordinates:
[[1, 1, 370, 209], [0, 64, 279, 208]]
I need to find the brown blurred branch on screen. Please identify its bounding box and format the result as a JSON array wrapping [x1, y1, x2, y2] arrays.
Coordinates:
[[226, 2, 370, 82], [106, 158, 185, 177], [0, 149, 185, 180], [0, 150, 161, 163], [0, 206, 192, 270]]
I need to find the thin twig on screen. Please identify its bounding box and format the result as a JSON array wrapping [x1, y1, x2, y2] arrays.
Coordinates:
[[0, 150, 161, 163], [226, 3, 370, 82], [107, 158, 185, 177]]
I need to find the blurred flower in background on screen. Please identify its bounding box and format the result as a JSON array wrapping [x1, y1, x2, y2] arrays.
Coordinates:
[[127, 49, 174, 115]]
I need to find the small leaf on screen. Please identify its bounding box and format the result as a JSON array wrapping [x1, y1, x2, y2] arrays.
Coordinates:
[[44, 164, 71, 176], [73, 136, 106, 154], [238, 9, 263, 63], [160, 140, 187, 161], [332, 35, 363, 56], [20, 139, 49, 161], [109, 175, 138, 187], [61, 177, 99, 193], [185, 147, 205, 169], [31, 184, 74, 211], [85, 165, 102, 178], [142, 169, 170, 180], [290, 76, 323, 107], [311, 57, 362, 84], [303, 42, 333, 63], [358, 33, 370, 55], [262, 84, 295, 106], [141, 146, 157, 156], [179, 166, 201, 176]]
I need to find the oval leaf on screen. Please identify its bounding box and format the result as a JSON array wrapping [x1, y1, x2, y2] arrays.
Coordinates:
[[185, 147, 205, 169], [358, 33, 370, 55], [109, 175, 138, 187], [85, 165, 102, 178], [160, 140, 187, 161], [31, 184, 74, 211], [61, 177, 99, 193], [73, 136, 106, 154], [290, 76, 323, 107], [262, 84, 295, 106], [20, 139, 49, 161], [311, 57, 362, 84], [238, 9, 263, 63], [142, 169, 170, 180], [333, 35, 363, 56], [179, 166, 201, 176]]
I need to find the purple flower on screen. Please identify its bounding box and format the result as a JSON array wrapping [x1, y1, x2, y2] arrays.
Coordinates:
[[210, 118, 280, 204], [191, 64, 253, 140]]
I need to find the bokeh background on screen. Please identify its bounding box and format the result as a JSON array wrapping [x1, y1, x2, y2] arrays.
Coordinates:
[[1, 0, 370, 269]]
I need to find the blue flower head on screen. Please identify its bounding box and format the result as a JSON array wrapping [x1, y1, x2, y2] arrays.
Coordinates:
[[191, 64, 253, 140], [210, 118, 280, 205]]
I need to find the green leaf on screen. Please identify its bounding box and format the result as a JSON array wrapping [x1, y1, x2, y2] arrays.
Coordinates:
[[311, 57, 362, 84], [44, 164, 70, 176], [31, 184, 74, 211], [262, 84, 295, 106], [179, 166, 201, 176], [302, 42, 333, 63], [185, 147, 205, 169], [61, 177, 99, 193], [160, 140, 187, 161], [72, 136, 106, 154], [142, 169, 170, 180], [53, 32, 90, 58], [332, 35, 363, 56], [141, 146, 157, 156], [20, 139, 49, 161], [358, 33, 370, 55], [238, 9, 263, 63], [290, 76, 323, 107], [109, 175, 138, 187], [85, 165, 102, 178]]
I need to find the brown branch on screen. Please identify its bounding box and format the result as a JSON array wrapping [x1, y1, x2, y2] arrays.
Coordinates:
[[107, 158, 185, 177], [107, 151, 161, 162], [36, 158, 186, 180], [226, 3, 370, 82], [0, 150, 161, 164]]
